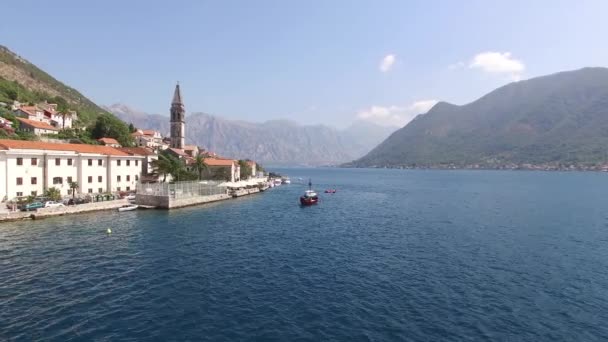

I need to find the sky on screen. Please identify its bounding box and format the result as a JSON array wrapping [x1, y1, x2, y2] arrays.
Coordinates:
[[2, 0, 608, 128]]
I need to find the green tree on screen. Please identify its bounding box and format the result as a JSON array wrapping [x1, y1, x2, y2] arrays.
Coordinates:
[[151, 152, 184, 182], [45, 187, 62, 201], [238, 160, 252, 179], [69, 181, 79, 199], [128, 123, 136, 133], [193, 153, 208, 180], [89, 113, 134, 147]]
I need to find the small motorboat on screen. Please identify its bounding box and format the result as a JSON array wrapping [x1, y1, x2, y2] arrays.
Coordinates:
[[118, 204, 138, 212], [324, 189, 337, 194], [300, 180, 319, 206], [282, 177, 291, 184]]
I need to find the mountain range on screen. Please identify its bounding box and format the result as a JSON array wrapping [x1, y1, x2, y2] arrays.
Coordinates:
[[351, 67, 608, 168], [105, 104, 396, 166]]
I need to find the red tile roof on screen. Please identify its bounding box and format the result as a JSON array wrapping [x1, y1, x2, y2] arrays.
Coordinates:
[[0, 139, 131, 156], [204, 158, 235, 166], [97, 137, 120, 145], [16, 117, 59, 131], [142, 130, 157, 136], [167, 148, 188, 157], [118, 147, 157, 156]]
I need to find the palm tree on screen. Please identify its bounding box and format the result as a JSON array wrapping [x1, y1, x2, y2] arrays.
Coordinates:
[[45, 187, 61, 201], [69, 181, 79, 199], [151, 153, 184, 182], [193, 153, 208, 180]]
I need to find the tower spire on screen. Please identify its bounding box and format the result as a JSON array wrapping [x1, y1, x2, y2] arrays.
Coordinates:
[[172, 82, 183, 105]]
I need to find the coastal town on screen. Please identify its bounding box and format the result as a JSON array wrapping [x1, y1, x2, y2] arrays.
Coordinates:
[[0, 84, 277, 221]]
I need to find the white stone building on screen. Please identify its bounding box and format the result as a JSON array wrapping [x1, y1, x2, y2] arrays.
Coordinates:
[[0, 140, 145, 200], [16, 118, 59, 136]]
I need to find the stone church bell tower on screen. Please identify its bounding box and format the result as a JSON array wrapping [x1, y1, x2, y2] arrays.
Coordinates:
[[170, 83, 185, 149]]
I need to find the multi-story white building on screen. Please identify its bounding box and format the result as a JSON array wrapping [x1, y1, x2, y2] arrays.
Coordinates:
[[0, 140, 145, 200]]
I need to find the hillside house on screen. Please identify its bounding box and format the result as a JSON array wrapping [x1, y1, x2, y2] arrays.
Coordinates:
[[16, 117, 59, 135]]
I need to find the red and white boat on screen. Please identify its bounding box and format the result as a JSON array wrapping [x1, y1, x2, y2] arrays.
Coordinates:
[[300, 180, 319, 205]]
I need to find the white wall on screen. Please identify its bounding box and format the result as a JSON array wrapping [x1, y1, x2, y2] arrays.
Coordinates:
[[0, 150, 144, 200], [45, 152, 79, 196], [5, 152, 45, 198], [107, 156, 143, 192]]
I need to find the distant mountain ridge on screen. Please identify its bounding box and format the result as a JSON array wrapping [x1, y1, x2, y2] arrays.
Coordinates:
[[106, 104, 396, 166], [351, 67, 608, 168]]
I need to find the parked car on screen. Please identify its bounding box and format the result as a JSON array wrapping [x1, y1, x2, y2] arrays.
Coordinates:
[[22, 202, 44, 211], [44, 201, 64, 208]]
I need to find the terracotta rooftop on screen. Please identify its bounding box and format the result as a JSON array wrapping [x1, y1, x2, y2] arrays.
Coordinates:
[[184, 145, 198, 151], [97, 137, 120, 145], [204, 158, 235, 167], [0, 139, 131, 156], [167, 148, 188, 157], [16, 117, 59, 131], [142, 130, 157, 136], [118, 147, 157, 156]]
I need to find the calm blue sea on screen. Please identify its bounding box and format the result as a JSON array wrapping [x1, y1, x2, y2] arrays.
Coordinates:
[[1, 168, 608, 341]]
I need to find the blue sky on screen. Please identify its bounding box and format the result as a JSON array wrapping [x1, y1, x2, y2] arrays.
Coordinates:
[[3, 0, 608, 128]]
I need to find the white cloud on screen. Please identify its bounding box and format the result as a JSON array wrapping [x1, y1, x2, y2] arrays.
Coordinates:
[[468, 51, 525, 80], [379, 54, 396, 72], [357, 99, 438, 127]]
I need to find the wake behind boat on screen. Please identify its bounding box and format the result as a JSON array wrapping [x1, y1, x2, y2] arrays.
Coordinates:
[[300, 179, 319, 206]]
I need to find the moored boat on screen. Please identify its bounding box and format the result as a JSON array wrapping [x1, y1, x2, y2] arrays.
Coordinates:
[[118, 204, 138, 212], [300, 180, 319, 206], [282, 177, 291, 184]]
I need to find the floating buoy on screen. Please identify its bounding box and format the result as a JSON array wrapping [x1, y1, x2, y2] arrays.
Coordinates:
[[106, 228, 112, 234]]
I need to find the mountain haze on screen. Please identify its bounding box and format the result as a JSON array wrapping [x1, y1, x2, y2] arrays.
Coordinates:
[[351, 68, 608, 168], [106, 104, 396, 166]]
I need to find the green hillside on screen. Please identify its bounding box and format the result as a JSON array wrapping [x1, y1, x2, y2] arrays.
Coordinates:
[[351, 68, 608, 169], [0, 45, 133, 145]]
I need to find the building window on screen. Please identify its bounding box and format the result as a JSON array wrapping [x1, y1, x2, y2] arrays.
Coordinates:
[[16, 158, 23, 166], [127, 175, 131, 181], [117, 175, 121, 182], [55, 158, 60, 166], [135, 175, 139, 181], [127, 160, 131, 166], [88, 189, 93, 193], [31, 158, 37, 166], [126, 186, 130, 191], [31, 191, 37, 196], [88, 176, 93, 183], [53, 177, 62, 185], [98, 176, 103, 182], [117, 160, 121, 166], [135, 160, 139, 166], [67, 176, 73, 183], [98, 188, 103, 193], [16, 192, 23, 197], [88, 159, 93, 166], [16, 177, 23, 185], [31, 177, 37, 185], [117, 187, 121, 192], [98, 159, 102, 166], [67, 158, 73, 166]]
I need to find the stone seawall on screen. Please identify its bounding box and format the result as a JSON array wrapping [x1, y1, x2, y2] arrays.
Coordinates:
[[135, 193, 232, 209], [0, 199, 130, 222], [232, 188, 261, 197], [33, 199, 130, 219]]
